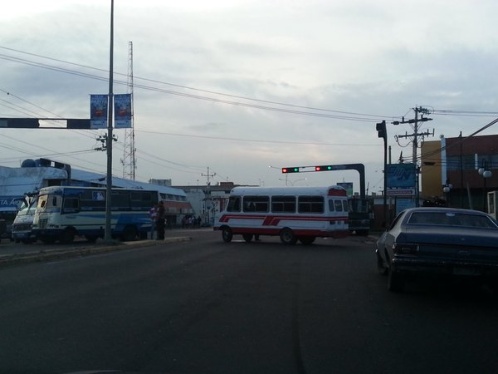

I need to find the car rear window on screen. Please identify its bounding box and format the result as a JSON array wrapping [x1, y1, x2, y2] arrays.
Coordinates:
[[408, 212, 498, 228]]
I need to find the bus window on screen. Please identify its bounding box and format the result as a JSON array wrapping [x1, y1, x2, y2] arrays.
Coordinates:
[[227, 196, 241, 212], [243, 196, 269, 213], [328, 199, 335, 212], [272, 196, 296, 213], [130, 191, 155, 210], [298, 196, 324, 213], [334, 199, 343, 212], [111, 190, 129, 211], [63, 197, 80, 213]]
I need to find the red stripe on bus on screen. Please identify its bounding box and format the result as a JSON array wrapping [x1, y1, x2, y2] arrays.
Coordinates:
[[219, 214, 348, 226]]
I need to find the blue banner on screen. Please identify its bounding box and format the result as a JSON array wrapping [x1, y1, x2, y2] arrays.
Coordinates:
[[114, 94, 132, 128], [90, 94, 108, 129]]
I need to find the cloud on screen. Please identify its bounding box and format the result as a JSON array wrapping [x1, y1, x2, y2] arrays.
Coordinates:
[[1, 0, 498, 190]]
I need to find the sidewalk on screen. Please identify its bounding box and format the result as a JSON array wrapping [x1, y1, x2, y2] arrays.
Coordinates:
[[0, 234, 193, 267]]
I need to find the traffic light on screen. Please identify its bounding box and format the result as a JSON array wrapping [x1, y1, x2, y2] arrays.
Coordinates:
[[376, 120, 386, 139], [282, 167, 300, 173], [0, 118, 40, 128], [314, 165, 334, 172]]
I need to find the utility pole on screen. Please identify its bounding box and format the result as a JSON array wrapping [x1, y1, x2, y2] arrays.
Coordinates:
[[201, 167, 216, 186], [104, 0, 114, 243], [201, 167, 216, 226], [393, 106, 434, 206]]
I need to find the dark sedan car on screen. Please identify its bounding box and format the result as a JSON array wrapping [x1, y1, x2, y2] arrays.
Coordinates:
[[376, 207, 498, 292]]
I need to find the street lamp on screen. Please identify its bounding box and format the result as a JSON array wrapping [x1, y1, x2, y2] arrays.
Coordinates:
[[442, 183, 452, 207], [478, 164, 492, 212], [269, 165, 287, 185]]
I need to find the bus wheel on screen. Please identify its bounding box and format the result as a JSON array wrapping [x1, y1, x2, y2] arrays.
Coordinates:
[[60, 228, 75, 244], [299, 236, 315, 245], [122, 225, 137, 241], [242, 234, 253, 243], [221, 227, 233, 243], [280, 228, 297, 245]]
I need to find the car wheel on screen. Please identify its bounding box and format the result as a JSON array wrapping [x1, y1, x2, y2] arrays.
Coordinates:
[[222, 227, 233, 243]]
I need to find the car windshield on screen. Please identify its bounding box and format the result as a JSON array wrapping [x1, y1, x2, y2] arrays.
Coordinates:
[[407, 211, 498, 228]]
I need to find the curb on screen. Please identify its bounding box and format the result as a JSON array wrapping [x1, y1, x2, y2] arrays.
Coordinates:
[[0, 236, 192, 268]]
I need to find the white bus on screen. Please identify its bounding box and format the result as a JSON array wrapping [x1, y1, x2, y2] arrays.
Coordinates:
[[214, 185, 349, 245], [32, 186, 158, 244]]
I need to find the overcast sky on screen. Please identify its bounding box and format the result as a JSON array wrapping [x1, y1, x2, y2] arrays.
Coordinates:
[[1, 0, 498, 193]]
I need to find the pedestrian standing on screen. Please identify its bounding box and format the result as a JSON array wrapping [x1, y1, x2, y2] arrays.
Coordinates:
[[149, 203, 158, 239], [156, 201, 165, 240]]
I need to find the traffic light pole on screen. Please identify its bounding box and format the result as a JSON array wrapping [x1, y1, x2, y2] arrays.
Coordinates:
[[376, 121, 388, 227]]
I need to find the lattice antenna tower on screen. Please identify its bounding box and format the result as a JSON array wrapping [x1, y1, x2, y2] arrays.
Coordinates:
[[122, 41, 137, 180]]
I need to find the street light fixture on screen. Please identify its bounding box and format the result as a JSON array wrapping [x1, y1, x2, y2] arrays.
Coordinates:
[[442, 183, 452, 207], [269, 165, 287, 185], [478, 163, 492, 212]]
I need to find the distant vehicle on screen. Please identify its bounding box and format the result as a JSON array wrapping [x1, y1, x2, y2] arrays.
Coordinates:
[[11, 194, 38, 244], [214, 185, 349, 245], [376, 207, 498, 293], [348, 196, 371, 236], [32, 186, 158, 244]]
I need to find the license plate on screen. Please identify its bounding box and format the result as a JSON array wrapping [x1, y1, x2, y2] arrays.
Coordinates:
[[453, 267, 480, 276]]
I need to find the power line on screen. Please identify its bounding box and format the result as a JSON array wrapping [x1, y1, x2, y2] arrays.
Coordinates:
[[0, 45, 397, 122]]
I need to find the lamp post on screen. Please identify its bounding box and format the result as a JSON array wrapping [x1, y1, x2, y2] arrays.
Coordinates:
[[269, 165, 287, 185], [478, 162, 492, 212]]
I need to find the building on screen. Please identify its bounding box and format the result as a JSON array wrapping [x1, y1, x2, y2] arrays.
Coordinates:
[[421, 134, 498, 211], [171, 182, 246, 226]]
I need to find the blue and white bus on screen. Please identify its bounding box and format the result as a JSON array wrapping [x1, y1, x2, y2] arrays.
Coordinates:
[[32, 186, 158, 244]]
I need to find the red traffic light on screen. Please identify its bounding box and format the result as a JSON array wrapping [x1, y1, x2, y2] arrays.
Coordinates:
[[282, 167, 300, 173]]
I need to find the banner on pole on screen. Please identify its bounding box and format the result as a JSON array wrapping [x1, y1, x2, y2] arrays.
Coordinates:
[[90, 94, 108, 129], [114, 94, 132, 129]]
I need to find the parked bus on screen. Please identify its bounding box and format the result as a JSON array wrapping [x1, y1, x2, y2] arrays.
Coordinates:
[[214, 185, 349, 244], [32, 186, 158, 244]]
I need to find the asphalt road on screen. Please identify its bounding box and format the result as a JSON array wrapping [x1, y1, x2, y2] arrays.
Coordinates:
[[1, 230, 498, 373]]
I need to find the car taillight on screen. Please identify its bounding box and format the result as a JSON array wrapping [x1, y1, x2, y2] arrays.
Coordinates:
[[393, 243, 419, 255]]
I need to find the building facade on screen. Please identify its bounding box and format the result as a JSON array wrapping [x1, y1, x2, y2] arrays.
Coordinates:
[[421, 134, 498, 211]]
